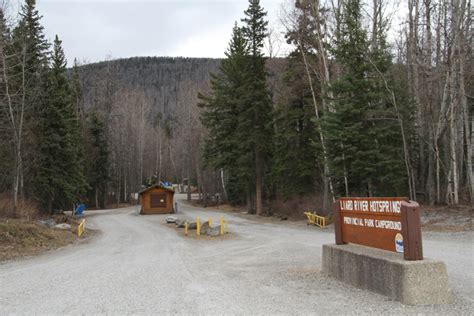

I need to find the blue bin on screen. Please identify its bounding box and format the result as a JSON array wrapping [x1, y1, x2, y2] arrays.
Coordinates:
[[75, 204, 85, 216]]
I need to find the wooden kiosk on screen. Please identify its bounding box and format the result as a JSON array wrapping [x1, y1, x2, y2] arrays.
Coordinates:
[[139, 185, 175, 215]]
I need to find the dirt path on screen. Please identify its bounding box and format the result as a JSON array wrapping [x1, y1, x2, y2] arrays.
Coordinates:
[[0, 194, 472, 314]]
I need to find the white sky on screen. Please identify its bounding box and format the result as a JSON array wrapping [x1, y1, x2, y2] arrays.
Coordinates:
[[6, 0, 406, 65], [31, 0, 289, 65]]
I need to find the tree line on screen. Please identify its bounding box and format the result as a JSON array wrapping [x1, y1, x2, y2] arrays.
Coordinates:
[[199, 0, 472, 214], [1, 1, 129, 214], [0, 0, 86, 215]]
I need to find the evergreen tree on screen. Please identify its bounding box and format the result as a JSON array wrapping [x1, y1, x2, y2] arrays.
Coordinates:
[[240, 0, 273, 214], [70, 59, 88, 197], [9, 0, 50, 200], [86, 112, 109, 209], [0, 8, 9, 45], [323, 0, 406, 196], [35, 35, 86, 213], [199, 24, 250, 205], [272, 49, 320, 197], [0, 8, 13, 198], [10, 0, 50, 103], [71, 58, 84, 119]]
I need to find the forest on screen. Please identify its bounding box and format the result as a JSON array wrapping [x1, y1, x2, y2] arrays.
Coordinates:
[[0, 0, 472, 218]]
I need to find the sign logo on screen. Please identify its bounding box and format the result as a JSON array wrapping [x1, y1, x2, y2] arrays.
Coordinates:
[[395, 233, 404, 253]]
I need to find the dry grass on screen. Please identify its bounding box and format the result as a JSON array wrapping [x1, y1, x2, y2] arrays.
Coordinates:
[[0, 215, 94, 261], [266, 194, 329, 220], [0, 192, 41, 220], [185, 194, 330, 222], [421, 204, 473, 232]]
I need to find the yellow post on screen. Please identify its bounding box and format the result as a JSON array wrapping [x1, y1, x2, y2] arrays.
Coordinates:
[[220, 216, 224, 235], [77, 219, 85, 237], [225, 221, 228, 235], [209, 217, 212, 227], [197, 217, 200, 237], [184, 222, 188, 236]]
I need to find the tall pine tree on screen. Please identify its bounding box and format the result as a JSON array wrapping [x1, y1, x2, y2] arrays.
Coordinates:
[[324, 0, 406, 197], [35, 35, 86, 213], [272, 48, 321, 198], [11, 0, 50, 108], [86, 112, 109, 209], [199, 24, 250, 205], [9, 0, 50, 201], [240, 0, 273, 214]]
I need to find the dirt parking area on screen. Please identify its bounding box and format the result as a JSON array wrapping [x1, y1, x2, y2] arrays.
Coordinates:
[[0, 195, 472, 314]]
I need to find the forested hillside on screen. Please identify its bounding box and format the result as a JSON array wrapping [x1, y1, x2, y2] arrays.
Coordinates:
[[73, 56, 285, 210], [74, 57, 221, 207], [78, 57, 220, 115]]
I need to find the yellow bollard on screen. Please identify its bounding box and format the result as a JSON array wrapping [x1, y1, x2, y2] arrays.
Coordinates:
[[197, 216, 200, 237], [220, 216, 224, 235], [184, 222, 188, 236], [209, 217, 212, 227], [77, 219, 85, 237], [225, 221, 228, 235]]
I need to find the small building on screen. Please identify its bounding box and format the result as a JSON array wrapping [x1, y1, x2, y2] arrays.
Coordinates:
[[139, 185, 175, 215]]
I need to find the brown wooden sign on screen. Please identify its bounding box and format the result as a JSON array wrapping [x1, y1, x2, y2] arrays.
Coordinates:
[[333, 197, 423, 260]]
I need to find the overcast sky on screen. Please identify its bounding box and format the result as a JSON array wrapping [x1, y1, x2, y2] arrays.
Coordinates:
[[24, 0, 288, 65]]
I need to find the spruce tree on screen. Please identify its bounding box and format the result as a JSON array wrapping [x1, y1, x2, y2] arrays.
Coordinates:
[[35, 35, 86, 213], [272, 49, 320, 197], [9, 0, 50, 200], [199, 24, 250, 205], [71, 59, 84, 119], [324, 0, 406, 196], [240, 0, 273, 214], [86, 112, 109, 209], [0, 8, 14, 204], [10, 0, 50, 102]]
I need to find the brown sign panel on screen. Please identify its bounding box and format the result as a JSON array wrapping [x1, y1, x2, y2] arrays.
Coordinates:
[[333, 197, 423, 260]]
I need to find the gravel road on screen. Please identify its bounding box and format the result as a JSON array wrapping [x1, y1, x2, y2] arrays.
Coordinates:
[[1, 194, 472, 314]]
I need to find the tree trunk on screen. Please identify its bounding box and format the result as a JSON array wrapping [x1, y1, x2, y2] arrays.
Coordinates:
[[187, 170, 191, 202], [322, 168, 329, 212], [298, 38, 335, 201], [48, 195, 53, 215], [246, 190, 253, 213], [117, 169, 121, 207], [255, 150, 263, 216], [450, 103, 459, 204], [220, 168, 228, 202]]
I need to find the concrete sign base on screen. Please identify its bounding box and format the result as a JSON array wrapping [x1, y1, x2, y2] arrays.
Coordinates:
[[322, 244, 452, 305]]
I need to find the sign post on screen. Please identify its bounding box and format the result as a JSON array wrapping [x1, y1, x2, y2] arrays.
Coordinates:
[[333, 197, 423, 260], [400, 200, 423, 260]]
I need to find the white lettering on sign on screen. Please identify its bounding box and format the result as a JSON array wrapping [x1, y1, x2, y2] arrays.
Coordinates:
[[375, 220, 401, 230], [343, 216, 401, 231], [341, 200, 353, 211], [343, 216, 365, 226], [340, 199, 401, 213]]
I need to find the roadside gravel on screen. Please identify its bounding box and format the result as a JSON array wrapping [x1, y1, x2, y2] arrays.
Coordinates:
[[0, 194, 472, 314]]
